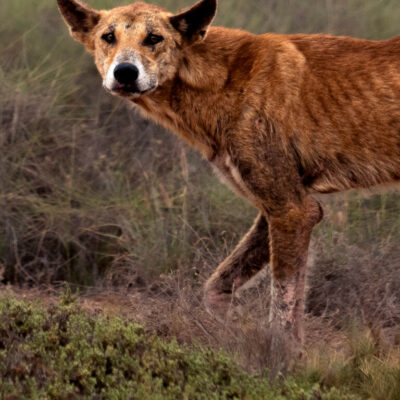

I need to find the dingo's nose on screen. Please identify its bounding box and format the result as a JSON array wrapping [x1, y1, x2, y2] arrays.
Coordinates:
[[114, 63, 139, 85]]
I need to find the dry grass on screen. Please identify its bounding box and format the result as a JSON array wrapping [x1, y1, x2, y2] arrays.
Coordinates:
[[3, 233, 399, 377], [1, 0, 400, 286]]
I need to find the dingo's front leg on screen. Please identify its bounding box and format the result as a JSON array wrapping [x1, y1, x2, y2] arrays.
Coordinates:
[[267, 197, 323, 343], [219, 129, 323, 343]]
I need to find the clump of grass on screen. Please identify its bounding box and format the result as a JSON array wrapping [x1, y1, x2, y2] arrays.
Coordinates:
[[301, 327, 400, 400], [0, 294, 362, 399]]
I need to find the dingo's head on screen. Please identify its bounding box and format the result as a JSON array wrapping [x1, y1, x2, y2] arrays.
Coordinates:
[[57, 0, 216, 98]]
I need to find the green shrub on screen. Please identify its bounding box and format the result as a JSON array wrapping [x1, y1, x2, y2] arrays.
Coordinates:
[[0, 295, 361, 399]]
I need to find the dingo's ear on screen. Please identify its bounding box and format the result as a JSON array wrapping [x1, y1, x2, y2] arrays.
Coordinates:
[[57, 0, 100, 50], [169, 0, 217, 44]]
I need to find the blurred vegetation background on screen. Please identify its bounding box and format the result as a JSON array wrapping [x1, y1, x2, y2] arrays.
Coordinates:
[[0, 0, 399, 332]]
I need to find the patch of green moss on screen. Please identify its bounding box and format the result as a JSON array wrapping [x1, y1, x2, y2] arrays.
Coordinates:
[[0, 294, 359, 399]]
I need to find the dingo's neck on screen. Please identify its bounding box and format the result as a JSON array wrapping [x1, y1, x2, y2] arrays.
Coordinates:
[[133, 27, 258, 160]]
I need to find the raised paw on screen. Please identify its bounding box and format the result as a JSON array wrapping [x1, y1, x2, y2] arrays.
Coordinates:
[[203, 287, 233, 320]]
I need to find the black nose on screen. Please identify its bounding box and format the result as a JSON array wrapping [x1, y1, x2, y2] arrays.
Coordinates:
[[114, 63, 139, 85]]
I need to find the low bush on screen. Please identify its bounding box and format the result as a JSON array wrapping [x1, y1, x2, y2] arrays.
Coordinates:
[[0, 294, 360, 400]]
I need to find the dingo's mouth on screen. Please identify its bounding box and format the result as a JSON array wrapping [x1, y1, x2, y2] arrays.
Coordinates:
[[104, 84, 157, 98]]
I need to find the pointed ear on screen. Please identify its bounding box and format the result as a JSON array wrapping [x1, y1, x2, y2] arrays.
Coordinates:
[[169, 0, 217, 44], [57, 0, 100, 50]]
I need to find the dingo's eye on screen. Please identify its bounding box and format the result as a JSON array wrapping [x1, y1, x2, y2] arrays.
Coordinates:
[[102, 32, 115, 44], [143, 34, 164, 46]]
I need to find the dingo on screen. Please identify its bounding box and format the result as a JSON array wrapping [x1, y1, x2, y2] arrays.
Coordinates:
[[58, 0, 400, 345]]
